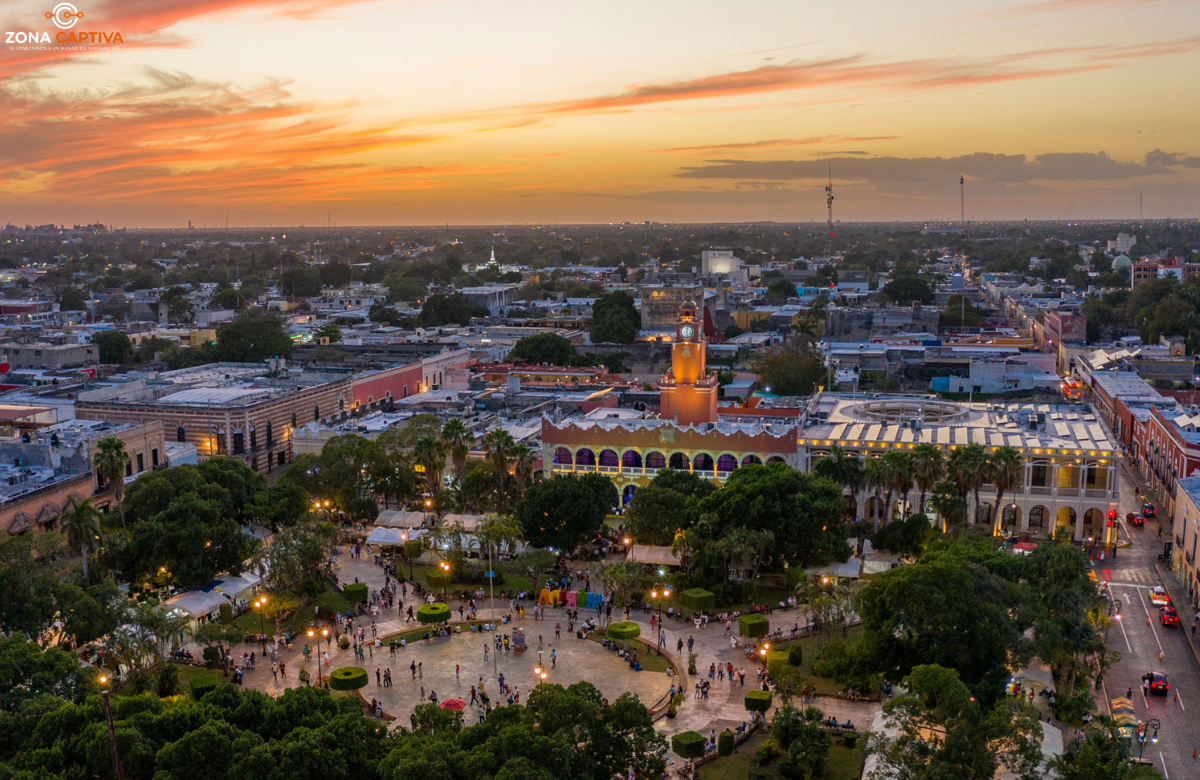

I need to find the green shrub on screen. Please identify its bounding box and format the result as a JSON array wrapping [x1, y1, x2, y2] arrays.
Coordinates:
[[717, 730, 735, 757], [767, 649, 790, 679], [403, 540, 423, 559], [338, 635, 351, 650], [426, 570, 451, 590], [678, 588, 715, 613], [744, 689, 773, 713], [190, 676, 219, 700], [843, 732, 858, 749], [202, 646, 220, 669], [752, 742, 779, 765], [671, 731, 707, 759], [738, 613, 769, 638], [343, 583, 368, 604], [218, 603, 233, 624], [688, 652, 697, 675], [787, 645, 802, 667], [786, 567, 806, 586], [607, 621, 641, 641], [328, 666, 368, 691], [630, 591, 644, 604], [156, 664, 180, 697], [416, 602, 451, 625]]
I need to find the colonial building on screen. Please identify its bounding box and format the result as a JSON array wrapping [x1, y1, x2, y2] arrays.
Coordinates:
[[799, 395, 1120, 541]]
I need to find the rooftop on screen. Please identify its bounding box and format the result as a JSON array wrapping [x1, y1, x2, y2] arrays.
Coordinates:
[[802, 394, 1119, 454]]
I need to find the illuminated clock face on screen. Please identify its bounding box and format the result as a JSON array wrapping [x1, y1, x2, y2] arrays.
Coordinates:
[[680, 325, 694, 340]]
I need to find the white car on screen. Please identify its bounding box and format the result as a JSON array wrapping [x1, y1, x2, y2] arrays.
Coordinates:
[[1149, 586, 1170, 607]]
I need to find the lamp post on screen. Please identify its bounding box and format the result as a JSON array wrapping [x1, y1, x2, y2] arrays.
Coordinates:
[[401, 532, 415, 581], [98, 675, 124, 780], [254, 595, 267, 636], [649, 582, 671, 655], [439, 560, 450, 602], [488, 539, 497, 675], [1139, 717, 1161, 759], [308, 629, 324, 684]]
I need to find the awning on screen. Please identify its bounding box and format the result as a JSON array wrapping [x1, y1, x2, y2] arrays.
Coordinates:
[[625, 544, 680, 567], [442, 513, 485, 532], [366, 527, 410, 546], [1013, 542, 1039, 552], [375, 510, 426, 528], [213, 571, 262, 600], [165, 588, 228, 618], [1110, 698, 1138, 726]]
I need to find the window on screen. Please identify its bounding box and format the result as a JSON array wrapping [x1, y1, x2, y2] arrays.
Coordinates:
[[314, 404, 320, 422], [291, 412, 297, 428], [125, 462, 132, 477], [250, 429, 257, 450], [339, 399, 345, 411], [177, 426, 186, 443], [277, 451, 286, 467], [251, 457, 258, 471], [136, 453, 144, 472], [266, 422, 273, 446], [151, 448, 159, 467], [233, 431, 244, 455]]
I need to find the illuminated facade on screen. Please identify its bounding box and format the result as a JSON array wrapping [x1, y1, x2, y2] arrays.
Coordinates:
[[659, 301, 718, 426]]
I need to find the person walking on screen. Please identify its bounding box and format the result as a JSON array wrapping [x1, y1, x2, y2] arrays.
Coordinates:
[[687, 636, 694, 653], [411, 660, 417, 679], [456, 664, 460, 680], [271, 662, 278, 682]]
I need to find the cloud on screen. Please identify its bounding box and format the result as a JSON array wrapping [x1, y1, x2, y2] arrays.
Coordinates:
[[656, 136, 900, 153], [674, 149, 1198, 184], [0, 65, 447, 203]]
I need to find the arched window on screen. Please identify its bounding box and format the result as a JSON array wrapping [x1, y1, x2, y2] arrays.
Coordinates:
[[717, 454, 738, 472], [599, 449, 619, 467], [741, 455, 762, 466], [646, 451, 666, 469], [554, 447, 572, 465], [693, 453, 714, 472], [622, 451, 643, 469], [575, 448, 596, 466], [313, 404, 320, 422], [176, 426, 186, 443]]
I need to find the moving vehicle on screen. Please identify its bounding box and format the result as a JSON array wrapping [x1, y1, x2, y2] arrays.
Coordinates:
[[1143, 503, 1157, 518], [1146, 671, 1170, 695], [1161, 606, 1179, 626], [1126, 513, 1145, 527], [1148, 586, 1170, 607]]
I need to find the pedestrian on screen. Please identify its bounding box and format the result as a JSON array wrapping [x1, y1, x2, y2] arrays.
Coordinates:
[[551, 649, 557, 668], [484, 644, 489, 661], [279, 662, 286, 677], [677, 638, 684, 653], [419, 661, 423, 678], [555, 623, 561, 639], [687, 636, 694, 653], [376, 668, 381, 686], [272, 662, 278, 681], [456, 664, 460, 680], [411, 661, 417, 679]]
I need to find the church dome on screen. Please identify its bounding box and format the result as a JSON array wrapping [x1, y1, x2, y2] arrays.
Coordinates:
[[681, 299, 697, 310], [1112, 254, 1132, 270]]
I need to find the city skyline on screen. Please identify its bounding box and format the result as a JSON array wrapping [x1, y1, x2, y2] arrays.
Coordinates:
[[1, 0, 1199, 227]]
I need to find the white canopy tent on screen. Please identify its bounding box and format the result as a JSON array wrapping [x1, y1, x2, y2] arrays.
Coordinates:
[[375, 510, 427, 528], [164, 589, 228, 620], [625, 544, 681, 567]]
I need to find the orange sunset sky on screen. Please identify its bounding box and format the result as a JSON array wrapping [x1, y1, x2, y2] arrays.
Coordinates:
[[1, 0, 1199, 227]]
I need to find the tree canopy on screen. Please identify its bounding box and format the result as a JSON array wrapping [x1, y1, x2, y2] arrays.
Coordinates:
[[515, 474, 613, 551], [508, 333, 576, 365], [214, 308, 293, 362], [881, 272, 934, 304], [590, 291, 639, 344]]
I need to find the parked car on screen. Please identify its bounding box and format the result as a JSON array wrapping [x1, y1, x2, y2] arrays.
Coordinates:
[[1127, 513, 1146, 527], [1146, 671, 1170, 695], [1149, 586, 1170, 607], [1161, 606, 1179, 626]]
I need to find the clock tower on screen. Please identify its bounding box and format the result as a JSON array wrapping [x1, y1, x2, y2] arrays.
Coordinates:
[[660, 301, 719, 426]]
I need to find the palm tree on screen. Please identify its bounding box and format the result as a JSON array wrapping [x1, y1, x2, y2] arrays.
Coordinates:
[[510, 444, 536, 496], [865, 457, 889, 532], [92, 436, 130, 540], [61, 495, 101, 581], [440, 418, 472, 484], [882, 450, 914, 520], [813, 446, 864, 519], [413, 435, 447, 501], [482, 429, 516, 508], [946, 443, 990, 525], [791, 316, 819, 352], [989, 446, 1024, 534], [910, 443, 945, 517]]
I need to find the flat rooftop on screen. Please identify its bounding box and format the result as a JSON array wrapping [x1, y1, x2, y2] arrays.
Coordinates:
[[802, 394, 1119, 454]]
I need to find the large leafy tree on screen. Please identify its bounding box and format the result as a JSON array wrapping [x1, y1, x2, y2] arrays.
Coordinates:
[[590, 291, 639, 344], [507, 333, 576, 365], [625, 469, 716, 545], [419, 292, 476, 327], [872, 664, 1043, 780], [880, 271, 934, 304], [1048, 718, 1161, 780], [0, 637, 93, 712], [692, 462, 848, 568], [214, 308, 294, 362], [515, 475, 612, 552], [94, 329, 133, 364], [755, 345, 826, 396]]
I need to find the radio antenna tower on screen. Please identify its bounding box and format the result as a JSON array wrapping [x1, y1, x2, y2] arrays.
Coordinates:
[[825, 164, 834, 257], [959, 174, 967, 236]]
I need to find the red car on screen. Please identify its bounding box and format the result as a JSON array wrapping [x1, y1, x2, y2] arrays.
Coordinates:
[[1161, 606, 1180, 626], [1127, 513, 1146, 527]]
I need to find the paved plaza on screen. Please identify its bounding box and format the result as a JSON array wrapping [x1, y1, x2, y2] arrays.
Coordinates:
[[207, 549, 882, 750]]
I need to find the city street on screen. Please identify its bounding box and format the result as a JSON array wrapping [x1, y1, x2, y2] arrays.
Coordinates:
[[1099, 465, 1198, 779]]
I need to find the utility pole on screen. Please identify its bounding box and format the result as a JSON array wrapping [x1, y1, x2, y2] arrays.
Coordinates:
[[825, 164, 834, 257], [101, 689, 124, 780]]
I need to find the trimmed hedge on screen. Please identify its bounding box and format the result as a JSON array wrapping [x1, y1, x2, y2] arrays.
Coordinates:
[[329, 666, 369, 691], [607, 621, 641, 641], [738, 613, 769, 638], [403, 540, 423, 559], [343, 583, 368, 604], [672, 730, 707, 759], [190, 676, 219, 700], [744, 689, 773, 713], [787, 645, 802, 667], [427, 570, 451, 590], [717, 730, 735, 757], [416, 602, 451, 624], [766, 649, 790, 679], [218, 603, 233, 624], [678, 588, 715, 613], [786, 567, 806, 586]]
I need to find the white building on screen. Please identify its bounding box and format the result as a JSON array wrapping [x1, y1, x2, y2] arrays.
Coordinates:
[[701, 249, 742, 278]]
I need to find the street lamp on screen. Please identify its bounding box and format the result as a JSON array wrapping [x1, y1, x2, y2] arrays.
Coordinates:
[[401, 532, 415, 581], [439, 560, 450, 601], [649, 585, 671, 655], [254, 595, 267, 636], [308, 629, 324, 684], [98, 675, 124, 780]]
